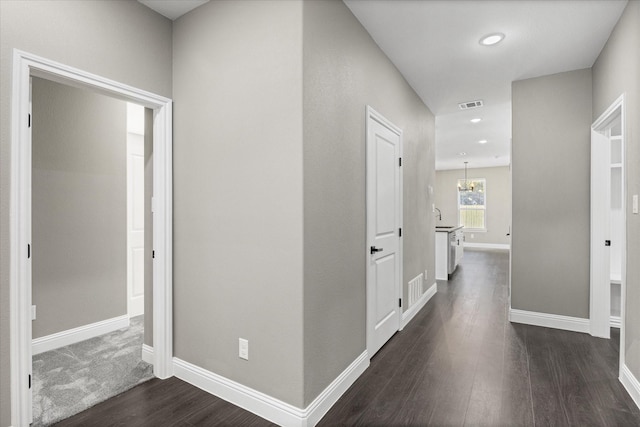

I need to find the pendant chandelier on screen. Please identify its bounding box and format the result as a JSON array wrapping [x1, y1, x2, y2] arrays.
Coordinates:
[[458, 161, 475, 192]]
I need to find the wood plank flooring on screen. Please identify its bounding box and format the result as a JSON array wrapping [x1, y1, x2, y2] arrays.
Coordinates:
[[56, 249, 640, 426]]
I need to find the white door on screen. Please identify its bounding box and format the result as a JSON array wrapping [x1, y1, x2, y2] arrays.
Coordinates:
[[366, 107, 402, 358], [127, 104, 145, 317], [590, 128, 611, 338]]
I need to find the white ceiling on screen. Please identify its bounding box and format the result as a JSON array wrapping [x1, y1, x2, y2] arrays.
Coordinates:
[[139, 0, 209, 20], [344, 0, 628, 170]]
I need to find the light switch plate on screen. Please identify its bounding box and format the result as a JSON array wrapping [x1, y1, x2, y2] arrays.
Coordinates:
[[239, 338, 249, 360], [633, 194, 638, 214]]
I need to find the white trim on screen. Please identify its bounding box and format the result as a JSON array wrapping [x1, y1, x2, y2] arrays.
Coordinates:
[[590, 126, 611, 338], [10, 49, 174, 427], [464, 242, 510, 250], [610, 316, 621, 329], [457, 177, 487, 232], [302, 351, 369, 427], [10, 48, 32, 426], [621, 364, 640, 411], [174, 351, 369, 427], [402, 282, 437, 328], [32, 315, 129, 355], [590, 94, 625, 348], [151, 82, 174, 380], [593, 94, 625, 129], [142, 344, 154, 365], [509, 309, 590, 334], [619, 101, 627, 377]]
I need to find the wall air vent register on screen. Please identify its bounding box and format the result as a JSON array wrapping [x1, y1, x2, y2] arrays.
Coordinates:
[[458, 100, 484, 110]]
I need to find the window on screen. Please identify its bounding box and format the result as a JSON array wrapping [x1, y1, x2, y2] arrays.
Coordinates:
[[458, 178, 486, 230]]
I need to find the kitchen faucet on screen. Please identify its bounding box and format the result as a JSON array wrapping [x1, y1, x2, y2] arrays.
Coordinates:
[[434, 207, 442, 221]]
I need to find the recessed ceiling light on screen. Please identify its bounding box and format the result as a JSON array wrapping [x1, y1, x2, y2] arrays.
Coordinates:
[[478, 139, 488, 144], [458, 152, 467, 156], [480, 33, 505, 46], [470, 118, 482, 123]]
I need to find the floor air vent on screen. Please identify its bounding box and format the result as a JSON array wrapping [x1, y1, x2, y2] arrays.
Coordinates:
[[458, 100, 484, 110], [408, 273, 424, 307]]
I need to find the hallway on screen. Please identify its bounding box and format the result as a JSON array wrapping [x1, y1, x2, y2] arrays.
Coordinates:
[[57, 250, 640, 426], [320, 249, 640, 425]]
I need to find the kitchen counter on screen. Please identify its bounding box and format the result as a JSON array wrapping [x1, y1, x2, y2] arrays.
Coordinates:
[[435, 226, 464, 280], [435, 225, 464, 232]]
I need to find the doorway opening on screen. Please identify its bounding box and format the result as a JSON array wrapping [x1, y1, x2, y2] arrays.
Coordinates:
[[590, 94, 625, 368], [10, 50, 173, 426], [29, 79, 154, 424]]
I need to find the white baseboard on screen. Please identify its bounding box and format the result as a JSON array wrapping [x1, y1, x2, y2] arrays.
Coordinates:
[[32, 314, 129, 355], [509, 309, 590, 334], [464, 242, 510, 250], [302, 351, 369, 426], [142, 344, 154, 364], [402, 282, 437, 329], [610, 316, 621, 329], [174, 351, 369, 427], [621, 364, 640, 411]]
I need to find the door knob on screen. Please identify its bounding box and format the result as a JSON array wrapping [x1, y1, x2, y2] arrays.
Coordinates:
[[370, 246, 384, 254]]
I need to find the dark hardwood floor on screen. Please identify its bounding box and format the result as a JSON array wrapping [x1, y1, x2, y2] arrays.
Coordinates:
[[56, 249, 640, 426]]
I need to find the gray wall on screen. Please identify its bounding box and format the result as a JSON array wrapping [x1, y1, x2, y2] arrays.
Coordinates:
[[302, 0, 436, 405], [511, 69, 592, 318], [435, 166, 511, 246], [32, 77, 127, 338], [144, 108, 154, 346], [592, 0, 640, 382], [172, 0, 305, 407], [0, 1, 172, 423]]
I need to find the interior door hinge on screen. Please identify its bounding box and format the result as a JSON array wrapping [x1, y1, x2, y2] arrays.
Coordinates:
[[28, 374, 31, 389], [399, 227, 402, 237], [152, 250, 155, 259], [399, 298, 402, 307], [399, 157, 402, 167], [28, 114, 31, 128], [27, 244, 30, 259]]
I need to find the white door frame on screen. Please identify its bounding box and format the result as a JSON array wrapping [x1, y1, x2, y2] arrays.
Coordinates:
[[9, 49, 174, 426], [365, 105, 403, 358], [126, 106, 146, 318], [590, 94, 625, 364]]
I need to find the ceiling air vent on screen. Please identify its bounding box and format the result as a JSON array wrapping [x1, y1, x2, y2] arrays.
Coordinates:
[[458, 100, 484, 110]]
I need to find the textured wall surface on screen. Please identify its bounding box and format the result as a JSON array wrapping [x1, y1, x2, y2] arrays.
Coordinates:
[[302, 0, 436, 405], [511, 69, 592, 318], [592, 0, 640, 383], [31, 77, 127, 338], [0, 1, 171, 423], [172, 0, 305, 407]]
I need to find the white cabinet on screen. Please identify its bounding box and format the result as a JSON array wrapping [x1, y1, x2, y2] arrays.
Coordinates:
[[435, 226, 464, 280], [435, 231, 449, 280], [454, 228, 464, 266]]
